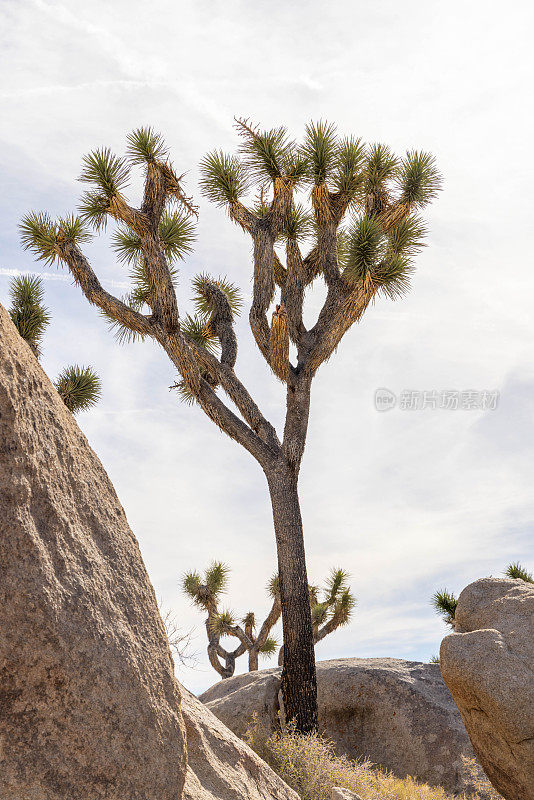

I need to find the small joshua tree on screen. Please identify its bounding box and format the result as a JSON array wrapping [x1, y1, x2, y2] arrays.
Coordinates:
[[21, 121, 440, 730], [7, 274, 101, 413], [432, 561, 533, 629], [183, 563, 356, 678]]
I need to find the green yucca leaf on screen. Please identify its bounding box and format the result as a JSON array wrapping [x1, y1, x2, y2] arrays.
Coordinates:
[[209, 609, 236, 637], [79, 147, 130, 198], [301, 120, 337, 185], [181, 313, 219, 356], [259, 637, 278, 657], [396, 150, 442, 208], [199, 150, 249, 207], [284, 204, 315, 241], [9, 273, 45, 307], [431, 589, 458, 628], [54, 364, 101, 414], [112, 228, 141, 265], [386, 214, 427, 257], [429, 655, 440, 664], [364, 143, 399, 189], [126, 126, 168, 165], [205, 561, 230, 597], [192, 273, 243, 318], [158, 210, 196, 262], [344, 214, 384, 284], [57, 214, 92, 245], [236, 119, 303, 185], [325, 568, 350, 604], [19, 212, 60, 266], [374, 252, 414, 300], [8, 275, 51, 357], [334, 588, 357, 624], [505, 562, 534, 583], [78, 190, 110, 231], [333, 136, 366, 194], [268, 573, 280, 598], [183, 570, 202, 599]]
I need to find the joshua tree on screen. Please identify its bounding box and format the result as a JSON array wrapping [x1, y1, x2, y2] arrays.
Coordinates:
[[183, 563, 356, 678], [432, 561, 533, 629], [7, 274, 101, 413], [20, 121, 440, 731]]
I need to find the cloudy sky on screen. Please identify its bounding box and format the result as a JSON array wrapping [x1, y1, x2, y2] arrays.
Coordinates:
[[2, 1, 533, 694]]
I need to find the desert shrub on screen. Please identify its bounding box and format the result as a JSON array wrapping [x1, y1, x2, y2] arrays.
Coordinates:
[[245, 716, 502, 800]]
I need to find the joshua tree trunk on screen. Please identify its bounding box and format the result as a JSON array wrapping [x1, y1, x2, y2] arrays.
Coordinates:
[[264, 370, 317, 732], [267, 464, 317, 731]]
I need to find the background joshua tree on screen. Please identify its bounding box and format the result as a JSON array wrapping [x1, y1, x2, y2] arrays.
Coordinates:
[[183, 563, 356, 679], [20, 120, 440, 730], [432, 561, 533, 629], [7, 274, 101, 413]]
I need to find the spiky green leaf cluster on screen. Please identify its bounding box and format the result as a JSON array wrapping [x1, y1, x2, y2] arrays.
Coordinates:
[[332, 587, 357, 625], [78, 147, 129, 230], [268, 573, 280, 599], [192, 273, 243, 318], [237, 120, 302, 184], [301, 121, 337, 185], [8, 275, 51, 356], [199, 150, 250, 207], [183, 571, 203, 603], [206, 561, 230, 596], [112, 211, 193, 269], [324, 568, 351, 604], [79, 147, 130, 197], [20, 212, 92, 264], [505, 562, 534, 583], [209, 609, 236, 638], [284, 204, 315, 242], [333, 136, 366, 194], [126, 126, 168, 165], [429, 655, 440, 664], [431, 589, 458, 628], [19, 212, 59, 266], [363, 143, 399, 191], [396, 150, 442, 208], [259, 637, 278, 657], [54, 365, 101, 414], [344, 211, 426, 299], [181, 313, 219, 355]]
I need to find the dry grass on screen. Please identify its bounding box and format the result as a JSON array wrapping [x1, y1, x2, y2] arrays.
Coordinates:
[[245, 717, 502, 800]]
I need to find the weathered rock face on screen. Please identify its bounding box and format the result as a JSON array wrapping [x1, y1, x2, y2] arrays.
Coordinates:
[[0, 305, 187, 799], [181, 688, 299, 800], [200, 657, 476, 793], [440, 577, 534, 800]]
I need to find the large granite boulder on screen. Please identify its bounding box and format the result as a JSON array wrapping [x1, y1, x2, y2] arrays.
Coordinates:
[[0, 304, 187, 799], [181, 689, 299, 800], [440, 577, 534, 800], [200, 657, 476, 794]]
